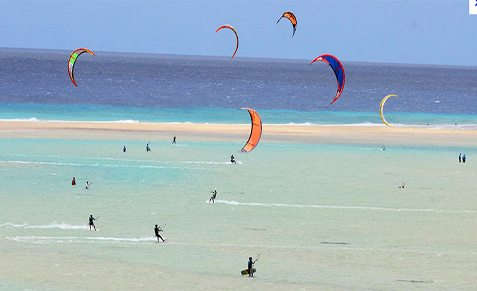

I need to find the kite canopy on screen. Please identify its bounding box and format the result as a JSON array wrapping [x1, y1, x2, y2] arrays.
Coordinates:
[[310, 54, 346, 105], [277, 11, 297, 37], [379, 94, 398, 127], [241, 108, 262, 153], [68, 48, 95, 87], [216, 24, 239, 59]]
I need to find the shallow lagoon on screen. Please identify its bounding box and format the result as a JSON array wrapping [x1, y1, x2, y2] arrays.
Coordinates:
[[0, 136, 476, 289]]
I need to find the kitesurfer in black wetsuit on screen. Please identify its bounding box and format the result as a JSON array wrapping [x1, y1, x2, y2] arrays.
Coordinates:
[[89, 215, 97, 231], [209, 189, 217, 203], [154, 224, 165, 242], [247, 257, 257, 277]]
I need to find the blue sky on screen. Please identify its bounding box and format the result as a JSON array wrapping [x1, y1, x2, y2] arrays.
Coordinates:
[[1, 0, 476, 65]]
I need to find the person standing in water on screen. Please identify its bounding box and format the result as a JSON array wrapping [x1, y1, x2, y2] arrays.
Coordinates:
[[72, 177, 76, 186], [146, 143, 151, 152], [209, 189, 217, 203], [459, 153, 462, 163], [85, 181, 90, 190], [463, 154, 466, 163], [154, 224, 166, 242], [247, 256, 258, 277], [172, 136, 176, 145], [231, 155, 236, 164], [89, 215, 97, 231], [123, 146, 127, 153]]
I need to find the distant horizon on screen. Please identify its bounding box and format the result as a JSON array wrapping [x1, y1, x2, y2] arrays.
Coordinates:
[[2, 46, 477, 69], [1, 1, 476, 66]]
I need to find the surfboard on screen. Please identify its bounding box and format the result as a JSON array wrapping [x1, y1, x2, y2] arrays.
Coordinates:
[[241, 268, 256, 275]]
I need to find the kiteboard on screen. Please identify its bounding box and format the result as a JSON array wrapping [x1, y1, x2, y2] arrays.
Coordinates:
[[241, 268, 256, 276]]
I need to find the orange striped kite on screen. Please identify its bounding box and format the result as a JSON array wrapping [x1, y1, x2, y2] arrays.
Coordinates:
[[277, 11, 297, 37], [241, 108, 262, 153]]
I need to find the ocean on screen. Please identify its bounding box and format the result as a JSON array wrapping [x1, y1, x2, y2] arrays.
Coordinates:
[[0, 49, 476, 289], [0, 48, 476, 126]]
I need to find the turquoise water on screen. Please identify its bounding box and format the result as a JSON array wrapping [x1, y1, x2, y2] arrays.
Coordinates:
[[1, 136, 476, 289], [1, 103, 477, 127]]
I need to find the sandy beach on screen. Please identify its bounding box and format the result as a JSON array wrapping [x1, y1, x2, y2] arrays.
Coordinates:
[[1, 120, 476, 147]]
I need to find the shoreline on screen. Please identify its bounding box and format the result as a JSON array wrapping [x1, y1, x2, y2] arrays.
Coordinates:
[[1, 120, 476, 147]]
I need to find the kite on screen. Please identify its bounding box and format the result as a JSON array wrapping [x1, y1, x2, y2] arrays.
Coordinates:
[[310, 54, 346, 105], [241, 107, 262, 153], [379, 94, 398, 127], [216, 24, 239, 59], [68, 48, 95, 87], [277, 11, 297, 37]]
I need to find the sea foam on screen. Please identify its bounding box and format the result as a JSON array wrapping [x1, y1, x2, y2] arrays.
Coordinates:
[[1, 222, 89, 230], [211, 200, 477, 214]]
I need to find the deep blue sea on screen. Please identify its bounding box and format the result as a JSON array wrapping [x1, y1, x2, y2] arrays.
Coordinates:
[[1, 48, 476, 125]]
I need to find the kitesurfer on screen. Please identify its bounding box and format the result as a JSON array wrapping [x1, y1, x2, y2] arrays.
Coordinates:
[[89, 215, 97, 231], [72, 177, 76, 186], [231, 155, 236, 164], [172, 136, 176, 145], [247, 257, 257, 277], [123, 146, 127, 153], [146, 143, 151, 152], [459, 153, 462, 163], [209, 189, 217, 203], [154, 224, 165, 242]]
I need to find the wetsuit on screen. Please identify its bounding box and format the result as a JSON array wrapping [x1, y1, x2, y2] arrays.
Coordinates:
[[154, 225, 165, 242], [248, 259, 254, 277], [209, 191, 217, 203], [89, 216, 96, 231]]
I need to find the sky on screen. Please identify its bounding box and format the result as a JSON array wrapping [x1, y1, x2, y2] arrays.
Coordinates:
[[1, 0, 476, 66]]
